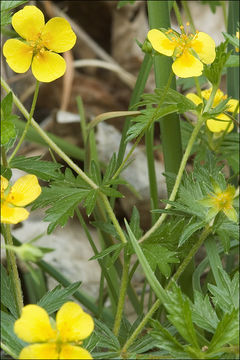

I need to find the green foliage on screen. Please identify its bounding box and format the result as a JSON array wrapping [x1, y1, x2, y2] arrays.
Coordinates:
[[191, 291, 219, 333], [200, 0, 221, 13], [222, 32, 240, 49], [1, 1, 28, 29], [117, 0, 135, 9], [0, 311, 25, 358], [37, 282, 81, 314], [207, 268, 239, 313], [204, 41, 231, 85], [142, 243, 179, 278], [0, 264, 18, 319], [10, 156, 63, 181], [1, 92, 17, 147]]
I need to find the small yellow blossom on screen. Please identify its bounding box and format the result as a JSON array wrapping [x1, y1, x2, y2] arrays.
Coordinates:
[[14, 302, 94, 359], [1, 174, 41, 224], [186, 88, 239, 133], [235, 31, 239, 52], [199, 184, 238, 223], [3, 6, 76, 82], [148, 26, 215, 78]]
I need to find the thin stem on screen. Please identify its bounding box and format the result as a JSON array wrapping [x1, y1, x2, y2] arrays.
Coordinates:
[[9, 80, 40, 163], [220, 1, 228, 30], [113, 251, 130, 336], [1, 77, 97, 190], [99, 192, 127, 244], [181, 1, 196, 32], [1, 146, 8, 167], [2, 224, 23, 316], [194, 77, 202, 98], [173, 1, 183, 27], [148, 0, 182, 194], [145, 124, 159, 224], [121, 225, 212, 354], [139, 114, 205, 243], [204, 84, 219, 113]]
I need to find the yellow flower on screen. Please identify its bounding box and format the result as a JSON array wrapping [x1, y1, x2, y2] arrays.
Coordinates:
[[1, 174, 41, 224], [3, 5, 76, 82], [235, 31, 239, 52], [186, 88, 239, 133], [14, 302, 94, 359], [148, 27, 215, 78], [199, 184, 238, 223]]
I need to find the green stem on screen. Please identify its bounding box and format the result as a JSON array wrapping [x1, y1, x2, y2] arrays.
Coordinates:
[[148, 0, 182, 195], [9, 80, 40, 163], [2, 224, 23, 316], [139, 114, 205, 243], [113, 251, 130, 336], [1, 342, 18, 359], [1, 146, 8, 167], [1, 77, 97, 189], [220, 1, 228, 30], [121, 225, 211, 354], [1, 78, 130, 250], [173, 1, 183, 27], [99, 192, 127, 244], [145, 125, 159, 224], [181, 0, 196, 32], [194, 77, 202, 98]]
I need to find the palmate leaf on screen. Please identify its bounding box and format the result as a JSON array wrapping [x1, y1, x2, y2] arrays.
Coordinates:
[[206, 308, 239, 356], [94, 319, 120, 350], [142, 243, 179, 279], [165, 283, 200, 349], [1, 311, 26, 357], [0, 264, 18, 319], [37, 282, 81, 314], [150, 320, 189, 359], [10, 156, 63, 181], [192, 291, 219, 333], [208, 269, 239, 313]]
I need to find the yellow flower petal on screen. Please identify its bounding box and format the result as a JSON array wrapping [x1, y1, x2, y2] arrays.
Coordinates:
[[56, 302, 94, 342], [12, 5, 45, 41], [41, 17, 76, 53], [31, 50, 66, 82], [186, 93, 203, 105], [226, 99, 239, 113], [3, 39, 33, 73], [1, 203, 29, 224], [14, 304, 56, 343], [7, 175, 41, 207], [191, 32, 216, 64], [206, 114, 234, 133], [201, 88, 224, 107], [172, 51, 203, 78], [60, 344, 92, 359], [19, 344, 58, 360], [148, 29, 175, 56], [1, 176, 9, 192]]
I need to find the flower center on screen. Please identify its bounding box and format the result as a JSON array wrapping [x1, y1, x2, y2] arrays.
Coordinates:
[[211, 191, 233, 210], [168, 28, 197, 58], [28, 34, 46, 56]]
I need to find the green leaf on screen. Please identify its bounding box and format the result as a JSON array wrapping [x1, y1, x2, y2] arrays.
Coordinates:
[[84, 189, 98, 216], [208, 269, 239, 313], [207, 308, 239, 355], [225, 55, 240, 67], [10, 156, 63, 181], [1, 92, 17, 146], [0, 265, 18, 319], [44, 190, 88, 234], [94, 319, 120, 350], [101, 186, 123, 198], [222, 32, 240, 48], [142, 243, 179, 278], [165, 283, 200, 349], [125, 220, 168, 303], [129, 206, 143, 240], [117, 0, 135, 9], [192, 291, 219, 333], [37, 282, 81, 314], [128, 333, 159, 354], [178, 219, 205, 247], [103, 153, 117, 183], [89, 243, 125, 261], [1, 1, 28, 12], [1, 92, 13, 117], [150, 320, 188, 358], [200, 0, 221, 13], [1, 311, 26, 357]]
